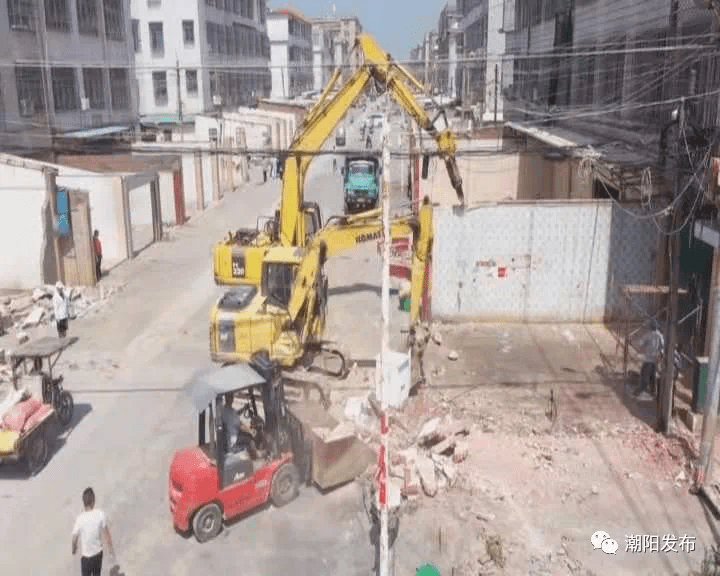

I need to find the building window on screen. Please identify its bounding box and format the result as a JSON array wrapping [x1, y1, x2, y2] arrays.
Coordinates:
[[225, 25, 233, 54], [233, 0, 239, 14], [209, 70, 216, 95], [186, 69, 198, 94], [149, 22, 164, 54], [52, 67, 79, 111], [76, 0, 98, 35], [217, 25, 225, 54], [15, 67, 44, 115], [152, 71, 167, 105], [110, 68, 129, 109], [247, 0, 253, 20], [207, 22, 216, 53], [8, 0, 35, 30], [147, 0, 160, 6], [182, 20, 194, 46], [45, 0, 71, 31], [132, 19, 140, 51], [205, 0, 214, 6], [82, 68, 105, 109], [103, 0, 124, 40], [233, 23, 241, 54], [259, 0, 264, 23]]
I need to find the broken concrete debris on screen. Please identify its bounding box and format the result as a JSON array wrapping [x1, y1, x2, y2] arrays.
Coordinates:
[[415, 455, 438, 497], [1, 284, 123, 337], [21, 306, 45, 328]]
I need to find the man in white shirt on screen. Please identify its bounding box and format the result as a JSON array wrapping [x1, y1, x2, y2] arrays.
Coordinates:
[[53, 281, 70, 338], [72, 487, 114, 576]]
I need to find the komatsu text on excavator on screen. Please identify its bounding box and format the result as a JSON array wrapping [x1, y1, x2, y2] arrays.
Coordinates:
[[212, 33, 464, 286]]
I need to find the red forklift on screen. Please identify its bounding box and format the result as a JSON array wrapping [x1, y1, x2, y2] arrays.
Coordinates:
[[169, 355, 374, 542]]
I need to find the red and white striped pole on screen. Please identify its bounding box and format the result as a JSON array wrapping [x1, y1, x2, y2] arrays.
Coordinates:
[[377, 109, 392, 576]]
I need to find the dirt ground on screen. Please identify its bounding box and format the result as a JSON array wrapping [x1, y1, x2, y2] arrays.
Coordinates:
[[330, 322, 720, 576]]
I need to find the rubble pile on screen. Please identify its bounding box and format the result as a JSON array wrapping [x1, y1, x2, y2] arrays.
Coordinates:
[[0, 284, 124, 343], [622, 428, 696, 483]]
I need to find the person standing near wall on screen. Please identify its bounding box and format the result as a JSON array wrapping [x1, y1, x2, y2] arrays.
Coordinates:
[[53, 282, 70, 339], [93, 230, 102, 281]]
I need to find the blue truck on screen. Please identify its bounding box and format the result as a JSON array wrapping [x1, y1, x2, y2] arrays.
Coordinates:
[[343, 156, 381, 214]]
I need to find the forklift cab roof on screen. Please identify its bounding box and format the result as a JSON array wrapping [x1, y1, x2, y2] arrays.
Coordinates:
[[190, 364, 267, 411]]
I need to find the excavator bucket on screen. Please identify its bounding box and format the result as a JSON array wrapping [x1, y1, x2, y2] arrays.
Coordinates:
[[288, 399, 374, 491]]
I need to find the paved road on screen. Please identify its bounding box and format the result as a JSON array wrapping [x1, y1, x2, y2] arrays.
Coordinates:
[[0, 132, 396, 574]]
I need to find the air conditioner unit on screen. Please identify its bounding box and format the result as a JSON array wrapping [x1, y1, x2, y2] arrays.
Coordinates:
[[81, 97, 90, 111], [19, 98, 34, 116]]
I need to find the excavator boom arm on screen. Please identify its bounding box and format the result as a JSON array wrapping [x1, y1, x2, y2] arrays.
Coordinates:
[[280, 67, 373, 247], [278, 34, 464, 249], [286, 203, 433, 327]]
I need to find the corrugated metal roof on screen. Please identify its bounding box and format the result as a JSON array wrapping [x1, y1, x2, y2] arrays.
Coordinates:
[[62, 125, 132, 139]]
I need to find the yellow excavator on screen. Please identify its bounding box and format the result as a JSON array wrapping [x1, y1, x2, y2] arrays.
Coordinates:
[[212, 33, 464, 286], [209, 199, 433, 377]]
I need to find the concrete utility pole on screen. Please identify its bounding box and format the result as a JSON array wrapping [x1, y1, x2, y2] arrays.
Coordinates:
[[695, 287, 720, 490], [377, 108, 392, 576], [659, 97, 685, 435]]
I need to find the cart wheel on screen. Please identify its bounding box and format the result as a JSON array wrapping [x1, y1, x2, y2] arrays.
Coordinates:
[[270, 463, 300, 508], [56, 391, 74, 428], [25, 432, 48, 476], [192, 503, 223, 543]]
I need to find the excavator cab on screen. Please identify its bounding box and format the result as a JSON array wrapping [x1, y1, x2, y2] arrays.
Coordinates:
[[212, 202, 323, 286]]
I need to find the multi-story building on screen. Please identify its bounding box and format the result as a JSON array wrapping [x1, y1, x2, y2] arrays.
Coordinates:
[[0, 0, 137, 151], [131, 0, 270, 123], [310, 16, 362, 85], [267, 5, 312, 99], [504, 0, 718, 192], [311, 24, 332, 92], [456, 0, 509, 121], [436, 1, 462, 98]]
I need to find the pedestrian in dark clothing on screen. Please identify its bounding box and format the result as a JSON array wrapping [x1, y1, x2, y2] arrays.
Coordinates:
[[72, 488, 115, 576], [93, 230, 102, 280]]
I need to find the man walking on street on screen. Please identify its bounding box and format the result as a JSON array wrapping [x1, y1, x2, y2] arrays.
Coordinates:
[[53, 281, 70, 338], [72, 487, 115, 576], [93, 230, 102, 280]]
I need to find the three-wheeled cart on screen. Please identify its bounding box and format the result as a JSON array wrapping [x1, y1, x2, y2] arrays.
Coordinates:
[[0, 337, 78, 475], [9, 336, 77, 427]]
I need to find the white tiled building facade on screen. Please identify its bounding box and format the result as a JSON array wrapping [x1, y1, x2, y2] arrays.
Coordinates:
[[0, 0, 137, 151], [267, 6, 312, 99], [131, 0, 270, 119]]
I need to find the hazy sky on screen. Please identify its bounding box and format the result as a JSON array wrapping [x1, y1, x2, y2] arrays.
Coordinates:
[[268, 0, 439, 60]]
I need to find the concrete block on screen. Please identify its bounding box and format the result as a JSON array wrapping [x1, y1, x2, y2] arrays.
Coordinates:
[[416, 456, 437, 497]]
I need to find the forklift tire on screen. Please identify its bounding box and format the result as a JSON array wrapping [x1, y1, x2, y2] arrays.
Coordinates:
[[270, 463, 300, 508], [192, 503, 223, 543]]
